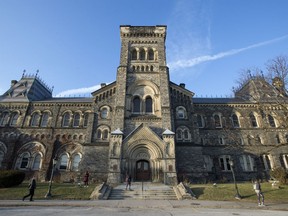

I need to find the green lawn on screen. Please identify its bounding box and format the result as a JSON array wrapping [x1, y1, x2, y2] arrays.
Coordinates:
[[0, 181, 287, 202], [190, 182, 288, 202], [0, 182, 97, 200]]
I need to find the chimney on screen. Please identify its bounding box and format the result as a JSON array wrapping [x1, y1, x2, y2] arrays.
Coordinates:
[[101, 83, 106, 88], [11, 80, 18, 87], [179, 83, 185, 88]]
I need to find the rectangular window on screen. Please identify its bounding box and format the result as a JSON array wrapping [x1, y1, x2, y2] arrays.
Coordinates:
[[219, 155, 231, 171]]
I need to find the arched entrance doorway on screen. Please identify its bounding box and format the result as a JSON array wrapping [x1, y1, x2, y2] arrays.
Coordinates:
[[136, 160, 150, 181]]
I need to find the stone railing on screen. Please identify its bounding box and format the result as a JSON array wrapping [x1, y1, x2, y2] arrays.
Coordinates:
[[90, 182, 112, 200], [173, 182, 197, 200]]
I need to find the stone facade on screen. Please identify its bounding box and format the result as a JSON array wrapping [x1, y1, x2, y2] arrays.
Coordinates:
[[0, 25, 288, 184]]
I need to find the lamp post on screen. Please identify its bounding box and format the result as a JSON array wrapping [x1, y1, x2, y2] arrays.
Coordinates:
[[229, 159, 241, 200], [45, 158, 57, 198]]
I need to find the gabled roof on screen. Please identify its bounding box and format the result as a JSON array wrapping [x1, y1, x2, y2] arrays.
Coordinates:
[[234, 76, 281, 102], [0, 75, 52, 102], [123, 123, 164, 144]]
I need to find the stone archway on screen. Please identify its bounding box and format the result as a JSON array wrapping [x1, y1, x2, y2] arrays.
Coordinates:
[[123, 140, 163, 183]]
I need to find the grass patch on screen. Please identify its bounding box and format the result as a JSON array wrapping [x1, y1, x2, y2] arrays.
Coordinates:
[[190, 182, 288, 202], [0, 181, 97, 200]]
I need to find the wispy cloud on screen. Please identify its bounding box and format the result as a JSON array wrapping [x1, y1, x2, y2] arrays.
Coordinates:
[[55, 84, 102, 97], [168, 35, 288, 70]]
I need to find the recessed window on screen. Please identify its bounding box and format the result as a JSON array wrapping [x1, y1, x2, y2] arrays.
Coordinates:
[[32, 154, 41, 170], [148, 49, 154, 60], [40, 112, 49, 127], [260, 154, 272, 170], [131, 49, 137, 60], [133, 97, 141, 113], [62, 112, 70, 127], [59, 154, 68, 170], [214, 114, 222, 128], [101, 108, 108, 119], [10, 112, 19, 126], [71, 154, 81, 171], [0, 112, 9, 126], [219, 155, 231, 171], [139, 49, 145, 60], [145, 96, 153, 113], [268, 115, 276, 127], [240, 155, 255, 171], [30, 113, 40, 127], [20, 153, 29, 169], [231, 114, 240, 128], [250, 113, 258, 127], [197, 114, 204, 128], [73, 113, 80, 127], [83, 113, 89, 127]]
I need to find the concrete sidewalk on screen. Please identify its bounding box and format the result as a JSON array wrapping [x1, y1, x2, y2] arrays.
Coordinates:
[[0, 199, 287, 211]]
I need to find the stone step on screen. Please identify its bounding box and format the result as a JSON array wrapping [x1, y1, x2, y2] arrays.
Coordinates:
[[108, 182, 178, 200]]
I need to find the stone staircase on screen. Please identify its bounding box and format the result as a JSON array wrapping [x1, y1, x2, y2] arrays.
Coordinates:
[[108, 182, 178, 200]]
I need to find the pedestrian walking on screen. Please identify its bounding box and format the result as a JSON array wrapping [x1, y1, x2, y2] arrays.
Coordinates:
[[83, 171, 89, 187], [125, 174, 132, 190], [22, 176, 36, 201], [253, 179, 265, 206]]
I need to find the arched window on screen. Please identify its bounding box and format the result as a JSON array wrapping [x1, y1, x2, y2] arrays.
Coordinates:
[[177, 107, 186, 119], [133, 96, 141, 113], [59, 154, 68, 170], [231, 114, 240, 128], [71, 154, 81, 171], [40, 112, 49, 127], [32, 154, 41, 170], [73, 113, 80, 127], [150, 65, 153, 71], [214, 114, 222, 128], [184, 129, 189, 139], [62, 112, 70, 127], [250, 113, 258, 127], [197, 114, 204, 128], [268, 115, 276, 127], [30, 112, 40, 127], [96, 129, 102, 139], [176, 129, 182, 140], [131, 49, 137, 60], [139, 49, 145, 60], [0, 112, 9, 126], [83, 113, 89, 127], [103, 129, 109, 140], [101, 108, 108, 119], [148, 49, 154, 60], [10, 112, 19, 126], [276, 134, 281, 144], [145, 96, 153, 113], [20, 153, 29, 169]]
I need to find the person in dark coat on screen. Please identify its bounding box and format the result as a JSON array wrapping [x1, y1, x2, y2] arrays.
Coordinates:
[[83, 171, 89, 187], [23, 176, 36, 201], [125, 174, 132, 190]]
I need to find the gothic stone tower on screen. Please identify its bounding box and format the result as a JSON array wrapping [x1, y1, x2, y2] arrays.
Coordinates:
[[107, 25, 177, 184]]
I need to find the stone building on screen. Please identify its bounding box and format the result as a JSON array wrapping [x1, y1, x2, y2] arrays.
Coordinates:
[[0, 25, 288, 184]]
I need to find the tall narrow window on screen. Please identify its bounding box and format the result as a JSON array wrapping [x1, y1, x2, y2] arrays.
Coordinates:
[[197, 114, 204, 128], [177, 107, 186, 119], [131, 49, 137, 60], [250, 113, 258, 127], [281, 154, 288, 169], [32, 154, 41, 170], [148, 49, 154, 60], [219, 155, 231, 171], [103, 129, 109, 140], [231, 114, 240, 128], [62, 112, 70, 127], [20, 153, 29, 169], [72, 154, 81, 171], [139, 49, 145, 60], [268, 115, 276, 127], [40, 112, 49, 127], [0, 112, 9, 126], [214, 114, 222, 128], [73, 113, 80, 127], [96, 129, 102, 139], [145, 96, 153, 113], [10, 112, 19, 126], [30, 113, 40, 127], [133, 97, 141, 113], [260, 154, 272, 170], [59, 154, 68, 170], [83, 113, 89, 127]]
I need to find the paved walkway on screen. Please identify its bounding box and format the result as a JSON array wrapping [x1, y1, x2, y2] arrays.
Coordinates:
[[0, 199, 287, 211]]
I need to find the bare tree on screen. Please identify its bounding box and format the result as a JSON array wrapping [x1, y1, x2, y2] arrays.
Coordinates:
[[266, 55, 288, 89]]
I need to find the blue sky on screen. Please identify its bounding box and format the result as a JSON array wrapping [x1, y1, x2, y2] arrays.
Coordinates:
[[1, 0, 288, 97]]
